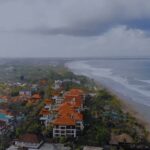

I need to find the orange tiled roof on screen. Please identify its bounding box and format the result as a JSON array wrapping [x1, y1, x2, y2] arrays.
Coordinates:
[[64, 89, 84, 102], [64, 95, 82, 101], [58, 100, 82, 112], [32, 94, 41, 99], [0, 96, 8, 100], [58, 109, 83, 121], [70, 100, 82, 108], [52, 115, 75, 126], [51, 88, 84, 126], [0, 109, 13, 116], [69, 88, 84, 95], [44, 99, 53, 105], [40, 108, 51, 115], [19, 133, 41, 143], [58, 102, 73, 111], [52, 89, 62, 96], [58, 107, 74, 115], [73, 112, 83, 121]]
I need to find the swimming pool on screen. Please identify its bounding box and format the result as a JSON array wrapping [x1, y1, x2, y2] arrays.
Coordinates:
[[0, 99, 5, 103], [0, 113, 13, 122]]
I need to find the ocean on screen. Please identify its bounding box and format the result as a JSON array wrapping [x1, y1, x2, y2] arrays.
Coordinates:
[[66, 59, 150, 122]]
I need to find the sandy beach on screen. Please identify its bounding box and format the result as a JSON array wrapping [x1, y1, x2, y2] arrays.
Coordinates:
[[66, 60, 150, 141], [95, 80, 150, 139]]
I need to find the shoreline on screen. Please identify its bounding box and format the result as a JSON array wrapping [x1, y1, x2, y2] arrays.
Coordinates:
[[93, 79, 150, 138], [65, 63, 150, 138], [94, 79, 150, 127]]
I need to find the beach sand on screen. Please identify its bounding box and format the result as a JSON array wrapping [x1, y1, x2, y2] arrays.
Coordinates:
[[95, 80, 150, 140], [66, 64, 150, 140]]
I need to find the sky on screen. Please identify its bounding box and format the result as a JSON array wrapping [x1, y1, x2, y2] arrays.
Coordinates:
[[0, 0, 150, 58]]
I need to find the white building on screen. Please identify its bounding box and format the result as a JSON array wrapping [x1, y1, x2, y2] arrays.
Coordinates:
[[19, 90, 31, 96]]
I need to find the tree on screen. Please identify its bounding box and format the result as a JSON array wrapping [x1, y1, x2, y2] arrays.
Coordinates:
[[45, 84, 53, 98], [27, 122, 41, 134], [96, 126, 110, 146]]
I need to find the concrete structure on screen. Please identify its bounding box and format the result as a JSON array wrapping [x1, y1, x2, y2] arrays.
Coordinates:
[[14, 133, 43, 149], [83, 146, 103, 150], [52, 89, 84, 138], [19, 90, 31, 96]]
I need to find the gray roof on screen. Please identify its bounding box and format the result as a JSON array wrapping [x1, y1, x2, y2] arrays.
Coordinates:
[[83, 146, 103, 150]]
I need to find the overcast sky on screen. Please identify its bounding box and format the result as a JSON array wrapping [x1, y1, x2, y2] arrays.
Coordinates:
[[0, 0, 150, 57]]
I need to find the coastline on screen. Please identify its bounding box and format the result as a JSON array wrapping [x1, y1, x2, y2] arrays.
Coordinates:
[[98, 82, 150, 130], [66, 64, 150, 139], [93, 79, 150, 139]]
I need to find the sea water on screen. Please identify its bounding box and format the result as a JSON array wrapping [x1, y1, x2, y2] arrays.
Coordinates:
[[66, 59, 150, 121]]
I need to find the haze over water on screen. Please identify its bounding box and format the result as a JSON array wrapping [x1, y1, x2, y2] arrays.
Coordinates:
[[67, 59, 150, 121]]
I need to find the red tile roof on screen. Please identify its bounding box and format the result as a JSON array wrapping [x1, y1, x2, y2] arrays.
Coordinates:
[[53, 115, 75, 126], [69, 89, 84, 95], [64, 88, 84, 102], [40, 108, 51, 115], [58, 109, 83, 121], [43, 88, 84, 126], [18, 133, 41, 143], [44, 99, 53, 105], [32, 94, 41, 99]]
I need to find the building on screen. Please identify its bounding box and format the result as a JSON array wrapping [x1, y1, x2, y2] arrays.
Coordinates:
[[52, 95, 64, 108], [83, 146, 103, 150], [19, 90, 31, 96], [109, 133, 133, 145], [40, 99, 56, 126], [64, 88, 85, 110], [44, 99, 53, 110], [53, 80, 63, 90], [28, 94, 41, 104], [39, 88, 85, 138], [52, 115, 77, 138], [58, 102, 84, 131], [0, 96, 9, 103], [7, 143, 71, 150], [14, 133, 43, 149], [52, 88, 84, 138]]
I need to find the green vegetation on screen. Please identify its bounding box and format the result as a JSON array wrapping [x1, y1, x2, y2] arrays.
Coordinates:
[[75, 88, 149, 149], [0, 61, 149, 150]]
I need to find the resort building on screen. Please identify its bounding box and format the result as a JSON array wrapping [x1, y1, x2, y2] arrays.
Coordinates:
[[19, 90, 31, 96], [44, 99, 53, 110], [40, 109, 52, 127], [52, 88, 84, 138], [39, 88, 84, 138], [40, 99, 56, 126], [53, 80, 63, 90], [52, 115, 77, 138], [28, 93, 41, 104], [64, 88, 85, 110], [52, 95, 64, 108]]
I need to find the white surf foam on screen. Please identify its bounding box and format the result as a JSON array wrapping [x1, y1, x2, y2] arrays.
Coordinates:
[[66, 61, 150, 106], [139, 79, 150, 84]]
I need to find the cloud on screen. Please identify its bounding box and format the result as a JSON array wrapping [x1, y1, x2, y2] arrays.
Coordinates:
[[0, 26, 150, 58], [0, 0, 150, 36], [0, 0, 150, 57], [80, 26, 150, 57]]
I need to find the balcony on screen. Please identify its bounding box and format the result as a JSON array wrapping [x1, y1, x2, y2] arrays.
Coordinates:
[[53, 128, 76, 135], [40, 117, 48, 121]]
